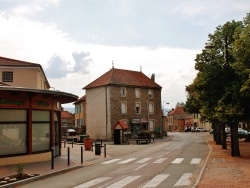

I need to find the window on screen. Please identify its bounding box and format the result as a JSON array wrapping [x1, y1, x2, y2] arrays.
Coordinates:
[[121, 102, 127, 114], [2, 72, 13, 82], [121, 87, 127, 97], [135, 102, 141, 114], [148, 90, 153, 98], [149, 120, 154, 132], [0, 109, 27, 156], [149, 102, 154, 114], [75, 105, 81, 113], [135, 88, 141, 98], [32, 110, 50, 152]]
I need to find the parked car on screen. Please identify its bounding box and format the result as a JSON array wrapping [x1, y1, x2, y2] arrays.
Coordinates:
[[238, 128, 249, 139], [195, 128, 207, 132]]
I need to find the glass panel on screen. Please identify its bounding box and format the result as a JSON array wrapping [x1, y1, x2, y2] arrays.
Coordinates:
[[32, 110, 50, 121], [32, 123, 50, 152], [0, 123, 27, 155], [0, 109, 26, 121]]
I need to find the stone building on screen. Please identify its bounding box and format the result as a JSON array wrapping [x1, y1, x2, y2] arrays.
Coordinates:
[[83, 68, 162, 142]]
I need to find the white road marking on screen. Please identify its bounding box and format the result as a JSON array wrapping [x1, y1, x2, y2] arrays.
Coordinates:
[[73, 177, 112, 188], [174, 173, 192, 187], [142, 174, 170, 187], [101, 158, 121, 164], [118, 158, 137, 164], [190, 158, 201, 164], [136, 158, 152, 163], [153, 158, 168, 163], [171, 158, 184, 164], [135, 163, 148, 170], [106, 176, 141, 188]]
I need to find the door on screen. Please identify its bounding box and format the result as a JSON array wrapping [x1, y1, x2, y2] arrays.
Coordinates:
[[114, 129, 121, 144]]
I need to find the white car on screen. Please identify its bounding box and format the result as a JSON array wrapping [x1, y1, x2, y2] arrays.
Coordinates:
[[195, 128, 207, 132]]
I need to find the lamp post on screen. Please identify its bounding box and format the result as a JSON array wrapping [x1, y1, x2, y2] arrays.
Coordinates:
[[162, 102, 169, 133], [205, 36, 231, 152]]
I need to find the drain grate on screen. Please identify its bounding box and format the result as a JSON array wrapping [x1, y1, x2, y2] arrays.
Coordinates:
[[213, 158, 225, 163]]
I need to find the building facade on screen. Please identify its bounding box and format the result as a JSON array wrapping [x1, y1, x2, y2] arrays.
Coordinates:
[[84, 68, 162, 141], [0, 57, 78, 165], [74, 95, 86, 128]]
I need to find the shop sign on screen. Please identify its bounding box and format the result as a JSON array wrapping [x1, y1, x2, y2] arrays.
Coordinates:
[[0, 98, 24, 106], [131, 118, 140, 123], [37, 100, 50, 106]]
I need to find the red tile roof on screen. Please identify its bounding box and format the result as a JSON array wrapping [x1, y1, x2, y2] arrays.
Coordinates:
[[61, 111, 74, 119], [168, 106, 186, 115], [113, 120, 129, 130], [0, 56, 50, 88], [0, 56, 41, 67], [73, 95, 86, 104], [84, 68, 162, 89]]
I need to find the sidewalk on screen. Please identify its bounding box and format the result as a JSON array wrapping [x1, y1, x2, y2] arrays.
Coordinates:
[[196, 136, 250, 188], [1, 135, 250, 187]]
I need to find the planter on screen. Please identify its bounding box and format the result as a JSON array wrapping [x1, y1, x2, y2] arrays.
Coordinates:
[[83, 139, 93, 150]]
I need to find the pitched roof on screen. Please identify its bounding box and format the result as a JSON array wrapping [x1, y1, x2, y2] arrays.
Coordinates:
[[84, 68, 162, 89], [73, 95, 86, 104], [61, 111, 74, 119], [168, 106, 186, 115], [113, 120, 129, 130], [0, 56, 50, 88]]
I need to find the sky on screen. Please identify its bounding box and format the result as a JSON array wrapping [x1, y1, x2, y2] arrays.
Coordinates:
[[0, 0, 249, 109]]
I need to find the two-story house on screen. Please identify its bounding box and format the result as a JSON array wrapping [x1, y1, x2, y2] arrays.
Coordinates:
[[74, 95, 86, 128], [83, 68, 162, 141], [0, 56, 77, 165], [0, 56, 50, 89], [166, 106, 192, 132]]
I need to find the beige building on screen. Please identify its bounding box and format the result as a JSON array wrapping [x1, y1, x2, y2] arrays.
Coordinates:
[[74, 95, 86, 128], [0, 56, 78, 165], [83, 68, 162, 141], [0, 56, 50, 90], [192, 113, 212, 131]]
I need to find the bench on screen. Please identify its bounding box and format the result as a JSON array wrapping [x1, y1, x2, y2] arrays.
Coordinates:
[[127, 138, 149, 145]]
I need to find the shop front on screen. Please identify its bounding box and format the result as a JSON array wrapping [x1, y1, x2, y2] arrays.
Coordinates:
[[130, 118, 149, 135], [0, 86, 78, 165]]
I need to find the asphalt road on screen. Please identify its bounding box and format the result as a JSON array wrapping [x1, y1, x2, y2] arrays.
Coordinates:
[[21, 132, 210, 188]]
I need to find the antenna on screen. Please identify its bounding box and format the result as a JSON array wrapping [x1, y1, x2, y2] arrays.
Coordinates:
[[112, 61, 114, 69], [140, 65, 142, 72]]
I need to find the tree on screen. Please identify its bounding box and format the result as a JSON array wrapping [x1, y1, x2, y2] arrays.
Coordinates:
[[185, 15, 250, 156]]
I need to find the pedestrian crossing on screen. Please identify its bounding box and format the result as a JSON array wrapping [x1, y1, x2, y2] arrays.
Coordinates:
[[101, 157, 201, 165], [73, 173, 193, 188]]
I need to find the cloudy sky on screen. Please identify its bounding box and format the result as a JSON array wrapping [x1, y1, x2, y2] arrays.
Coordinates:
[[0, 0, 249, 109]]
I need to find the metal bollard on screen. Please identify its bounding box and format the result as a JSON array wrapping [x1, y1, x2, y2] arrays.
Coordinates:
[[81, 146, 83, 164], [104, 144, 106, 158], [72, 141, 74, 148], [68, 147, 70, 166], [51, 148, 54, 169]]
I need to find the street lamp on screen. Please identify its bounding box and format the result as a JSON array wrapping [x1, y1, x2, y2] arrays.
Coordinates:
[[205, 36, 230, 151]]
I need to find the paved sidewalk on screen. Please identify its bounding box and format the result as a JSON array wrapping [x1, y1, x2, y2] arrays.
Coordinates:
[[1, 135, 250, 187]]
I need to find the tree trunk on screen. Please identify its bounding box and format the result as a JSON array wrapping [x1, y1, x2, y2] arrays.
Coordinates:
[[230, 122, 240, 157], [215, 123, 222, 145], [221, 123, 227, 149]]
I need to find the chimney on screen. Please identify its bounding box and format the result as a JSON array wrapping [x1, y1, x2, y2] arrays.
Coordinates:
[[151, 73, 155, 82]]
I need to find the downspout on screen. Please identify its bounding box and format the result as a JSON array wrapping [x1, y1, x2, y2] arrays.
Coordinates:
[[105, 86, 108, 141]]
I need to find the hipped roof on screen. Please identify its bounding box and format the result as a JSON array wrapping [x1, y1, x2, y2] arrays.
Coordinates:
[[84, 68, 161, 89]]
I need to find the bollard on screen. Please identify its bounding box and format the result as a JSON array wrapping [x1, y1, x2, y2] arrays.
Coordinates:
[[68, 147, 70, 166], [104, 144, 106, 158], [81, 146, 83, 164], [72, 141, 74, 148], [51, 148, 54, 169], [64, 141, 66, 148]]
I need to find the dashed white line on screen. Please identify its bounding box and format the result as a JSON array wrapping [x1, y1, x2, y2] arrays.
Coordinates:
[[106, 176, 141, 188], [154, 158, 168, 163], [73, 177, 112, 188], [171, 158, 184, 164], [118, 158, 137, 164], [190, 158, 201, 164], [174, 173, 192, 187], [142, 174, 170, 187]]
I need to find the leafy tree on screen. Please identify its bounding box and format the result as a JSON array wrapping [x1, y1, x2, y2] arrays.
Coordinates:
[[185, 15, 250, 156]]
